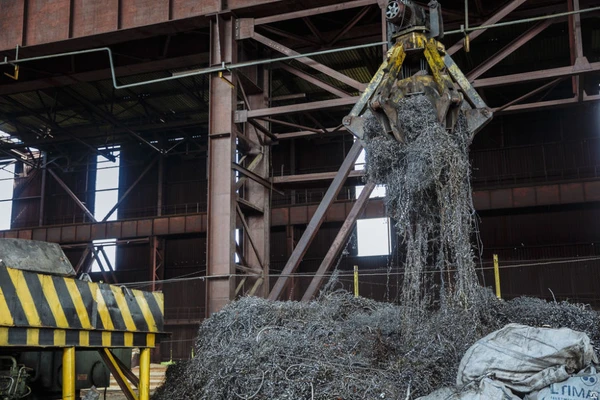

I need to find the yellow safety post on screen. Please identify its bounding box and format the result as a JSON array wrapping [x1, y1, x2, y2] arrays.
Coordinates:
[[493, 254, 501, 299], [139, 348, 151, 400], [62, 347, 76, 400], [353, 265, 359, 298]]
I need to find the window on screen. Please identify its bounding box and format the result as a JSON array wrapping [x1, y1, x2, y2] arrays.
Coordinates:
[[0, 161, 15, 231], [357, 217, 391, 256], [91, 149, 120, 272], [355, 148, 386, 198]]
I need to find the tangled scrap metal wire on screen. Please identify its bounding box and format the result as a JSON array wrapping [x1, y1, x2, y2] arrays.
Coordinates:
[[363, 95, 480, 316], [152, 290, 600, 400]]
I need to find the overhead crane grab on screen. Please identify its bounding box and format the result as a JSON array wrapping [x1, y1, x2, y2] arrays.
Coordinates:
[[343, 0, 493, 143]]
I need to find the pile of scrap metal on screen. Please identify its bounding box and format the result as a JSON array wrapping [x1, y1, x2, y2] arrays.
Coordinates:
[[151, 290, 600, 400]]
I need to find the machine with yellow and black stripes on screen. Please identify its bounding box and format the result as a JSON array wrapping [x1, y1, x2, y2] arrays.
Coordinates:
[[0, 238, 165, 400]]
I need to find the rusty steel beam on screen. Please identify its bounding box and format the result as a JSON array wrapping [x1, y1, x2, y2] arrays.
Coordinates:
[[255, 0, 377, 25], [0, 54, 209, 96], [256, 117, 324, 133], [0, 214, 207, 243], [329, 6, 371, 47], [233, 162, 284, 196], [494, 78, 564, 113], [568, 0, 585, 99], [206, 16, 238, 316], [252, 32, 367, 91], [238, 97, 359, 121], [275, 127, 348, 139], [273, 170, 364, 184], [63, 88, 163, 154], [497, 93, 600, 114], [259, 25, 320, 47], [2, 96, 115, 161], [303, 17, 326, 44], [467, 18, 555, 80], [473, 61, 600, 88], [47, 168, 97, 223], [2, 178, 600, 244], [240, 61, 272, 297], [448, 0, 529, 56], [278, 64, 351, 98], [301, 181, 375, 302], [268, 140, 363, 301]]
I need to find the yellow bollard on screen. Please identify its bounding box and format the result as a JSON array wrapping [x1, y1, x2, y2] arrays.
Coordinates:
[[493, 254, 501, 299], [62, 347, 76, 400], [353, 265, 359, 298], [139, 348, 151, 400]]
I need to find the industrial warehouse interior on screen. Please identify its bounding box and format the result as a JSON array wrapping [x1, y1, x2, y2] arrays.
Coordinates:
[[0, 0, 599, 399]]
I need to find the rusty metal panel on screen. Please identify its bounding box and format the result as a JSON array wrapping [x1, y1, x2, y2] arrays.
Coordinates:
[[560, 183, 585, 204], [585, 181, 600, 201], [3, 231, 18, 239], [536, 185, 560, 204], [61, 226, 76, 243], [17, 230, 32, 240], [271, 208, 289, 226], [290, 206, 308, 225], [490, 188, 513, 209], [26, 0, 71, 46], [121, 0, 169, 29], [171, 0, 220, 20], [122, 221, 138, 238], [169, 216, 186, 234], [72, 0, 119, 37], [106, 221, 122, 238], [154, 218, 169, 235], [328, 203, 347, 222], [91, 223, 107, 240], [512, 187, 536, 208], [75, 224, 92, 242], [138, 219, 153, 237], [307, 205, 318, 220], [472, 191, 491, 210], [0, 2, 24, 54], [185, 215, 203, 233], [46, 227, 61, 243], [31, 229, 47, 242]]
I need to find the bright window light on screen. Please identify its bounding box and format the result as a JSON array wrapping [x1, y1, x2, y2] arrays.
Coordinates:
[[91, 150, 120, 272], [356, 184, 386, 198], [357, 217, 391, 256], [356, 148, 366, 171], [355, 148, 386, 198], [0, 162, 15, 230]]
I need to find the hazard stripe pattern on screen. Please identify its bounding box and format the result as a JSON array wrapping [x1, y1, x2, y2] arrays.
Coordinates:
[[0, 265, 163, 333], [0, 327, 156, 348]]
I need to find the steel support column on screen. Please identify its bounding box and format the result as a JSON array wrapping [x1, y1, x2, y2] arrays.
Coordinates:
[[206, 15, 238, 316], [245, 73, 271, 297]]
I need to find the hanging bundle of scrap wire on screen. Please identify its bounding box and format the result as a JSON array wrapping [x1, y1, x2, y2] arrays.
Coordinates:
[[363, 95, 481, 316]]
